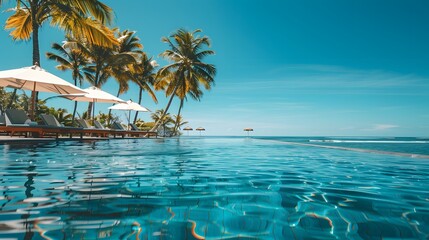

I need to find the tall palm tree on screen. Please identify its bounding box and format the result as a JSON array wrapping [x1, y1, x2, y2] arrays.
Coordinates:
[[151, 109, 173, 137], [78, 37, 137, 118], [172, 114, 188, 136], [1, 0, 116, 64], [151, 29, 216, 132], [106, 30, 144, 123], [46, 41, 88, 125], [131, 53, 158, 123], [110, 29, 144, 97], [1, 0, 117, 119]]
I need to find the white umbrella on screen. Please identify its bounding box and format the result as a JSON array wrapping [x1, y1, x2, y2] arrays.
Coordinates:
[[0, 65, 86, 119], [61, 86, 126, 121], [109, 100, 150, 130]]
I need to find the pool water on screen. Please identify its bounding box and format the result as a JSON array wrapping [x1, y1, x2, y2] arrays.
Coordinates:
[[0, 137, 428, 239]]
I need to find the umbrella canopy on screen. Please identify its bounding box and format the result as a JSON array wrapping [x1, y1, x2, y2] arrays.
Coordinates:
[[195, 127, 205, 136], [244, 128, 254, 136], [108, 100, 150, 129], [60, 86, 125, 121], [108, 100, 150, 112], [0, 65, 85, 94], [0, 65, 86, 119], [61, 86, 125, 103], [183, 126, 193, 136]]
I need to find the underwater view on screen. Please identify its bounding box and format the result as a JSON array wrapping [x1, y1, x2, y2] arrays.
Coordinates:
[[0, 137, 428, 239]]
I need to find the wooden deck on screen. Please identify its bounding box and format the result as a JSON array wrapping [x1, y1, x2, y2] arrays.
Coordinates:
[[0, 125, 157, 142]]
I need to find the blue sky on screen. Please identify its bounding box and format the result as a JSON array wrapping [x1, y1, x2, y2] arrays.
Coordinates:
[[1, 0, 428, 136]]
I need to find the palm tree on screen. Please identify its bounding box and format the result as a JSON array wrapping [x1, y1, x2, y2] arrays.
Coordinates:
[[79, 37, 137, 119], [46, 41, 88, 125], [110, 29, 144, 97], [106, 30, 144, 123], [1, 0, 116, 64], [151, 29, 216, 132], [172, 114, 188, 136], [131, 53, 158, 123], [1, 0, 117, 119], [151, 109, 174, 137]]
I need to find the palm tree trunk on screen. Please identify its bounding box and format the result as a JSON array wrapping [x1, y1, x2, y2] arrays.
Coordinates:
[[69, 77, 78, 125], [86, 102, 92, 119], [173, 99, 184, 134], [29, 4, 40, 120], [107, 88, 121, 125], [133, 88, 143, 123], [87, 72, 100, 119], [150, 90, 177, 132], [71, 101, 78, 125], [163, 124, 166, 137]]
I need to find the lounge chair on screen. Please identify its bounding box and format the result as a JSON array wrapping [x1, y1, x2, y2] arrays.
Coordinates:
[[93, 120, 107, 130], [76, 119, 93, 129], [40, 114, 64, 127], [111, 121, 126, 130], [120, 122, 155, 138], [4, 109, 37, 126], [129, 123, 140, 131], [40, 114, 85, 138], [109, 121, 127, 138], [127, 123, 155, 138], [42, 115, 111, 139], [0, 109, 58, 137], [76, 118, 110, 138], [0, 114, 6, 135], [0, 114, 5, 126]]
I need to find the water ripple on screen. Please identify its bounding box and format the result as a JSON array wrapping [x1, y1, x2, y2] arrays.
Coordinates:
[[0, 138, 428, 239]]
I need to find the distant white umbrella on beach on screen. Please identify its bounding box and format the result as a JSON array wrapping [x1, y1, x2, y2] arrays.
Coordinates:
[[60, 86, 126, 121], [0, 65, 86, 119], [109, 100, 150, 129], [244, 128, 254, 137], [196, 127, 205, 136], [183, 126, 193, 136]]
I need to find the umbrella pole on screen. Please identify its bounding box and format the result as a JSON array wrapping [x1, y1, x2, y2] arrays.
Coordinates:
[[128, 110, 131, 130], [30, 82, 36, 120], [92, 99, 95, 125]]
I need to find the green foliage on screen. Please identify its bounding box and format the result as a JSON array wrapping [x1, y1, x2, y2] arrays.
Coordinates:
[[150, 109, 174, 136], [172, 114, 188, 136], [150, 28, 216, 132], [134, 119, 155, 131], [2, 0, 116, 48], [0, 89, 73, 125], [94, 112, 119, 128], [0, 88, 28, 112]]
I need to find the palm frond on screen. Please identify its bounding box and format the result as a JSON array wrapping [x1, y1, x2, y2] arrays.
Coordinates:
[[71, 0, 113, 24], [195, 50, 215, 60], [5, 8, 32, 40], [46, 53, 72, 70], [51, 11, 118, 48]]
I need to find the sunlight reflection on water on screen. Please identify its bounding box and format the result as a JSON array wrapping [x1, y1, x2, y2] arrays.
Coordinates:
[[0, 137, 428, 239]]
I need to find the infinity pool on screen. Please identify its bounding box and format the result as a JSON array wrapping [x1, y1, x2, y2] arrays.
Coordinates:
[[0, 137, 428, 239]]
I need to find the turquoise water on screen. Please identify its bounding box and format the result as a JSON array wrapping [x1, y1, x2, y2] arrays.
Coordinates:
[[0, 137, 428, 239], [257, 136, 429, 156]]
